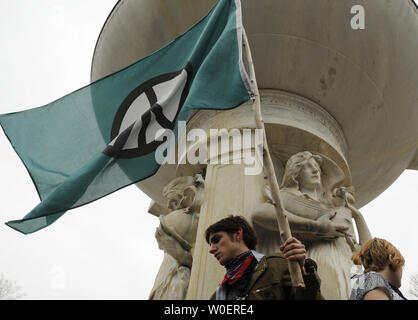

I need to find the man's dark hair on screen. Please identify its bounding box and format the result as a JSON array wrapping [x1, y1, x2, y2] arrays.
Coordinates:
[[205, 215, 258, 250]]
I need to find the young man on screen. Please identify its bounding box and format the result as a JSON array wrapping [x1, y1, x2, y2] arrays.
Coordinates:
[[205, 215, 323, 300]]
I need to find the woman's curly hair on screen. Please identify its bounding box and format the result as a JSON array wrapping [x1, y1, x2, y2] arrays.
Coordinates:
[[351, 238, 405, 272]]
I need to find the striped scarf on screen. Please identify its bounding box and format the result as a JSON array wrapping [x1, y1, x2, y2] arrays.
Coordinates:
[[221, 250, 255, 286]]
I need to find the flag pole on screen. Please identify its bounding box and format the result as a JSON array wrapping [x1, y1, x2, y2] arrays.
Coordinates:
[[242, 28, 305, 288]]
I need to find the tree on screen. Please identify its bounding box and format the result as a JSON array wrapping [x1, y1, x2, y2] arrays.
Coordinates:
[[0, 273, 24, 300], [408, 272, 418, 300]]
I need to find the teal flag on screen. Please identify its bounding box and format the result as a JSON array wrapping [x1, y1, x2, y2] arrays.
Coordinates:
[[0, 0, 252, 234]]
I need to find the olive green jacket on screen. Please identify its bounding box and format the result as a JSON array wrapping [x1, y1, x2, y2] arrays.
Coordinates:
[[210, 251, 323, 300]]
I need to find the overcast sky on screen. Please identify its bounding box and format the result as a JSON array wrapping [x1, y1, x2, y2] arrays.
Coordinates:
[[0, 0, 417, 300]]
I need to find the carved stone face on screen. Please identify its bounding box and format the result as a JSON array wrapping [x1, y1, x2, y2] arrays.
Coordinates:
[[298, 157, 321, 190], [163, 176, 196, 210], [166, 192, 183, 210]]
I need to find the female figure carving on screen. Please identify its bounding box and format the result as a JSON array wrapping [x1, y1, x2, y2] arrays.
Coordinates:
[[251, 151, 371, 299]]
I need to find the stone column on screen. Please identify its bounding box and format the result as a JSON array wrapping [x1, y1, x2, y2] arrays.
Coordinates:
[[186, 161, 265, 299], [183, 90, 352, 299], [175, 102, 266, 299]]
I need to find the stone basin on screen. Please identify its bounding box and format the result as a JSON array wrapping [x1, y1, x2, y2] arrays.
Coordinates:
[[91, 0, 418, 208]]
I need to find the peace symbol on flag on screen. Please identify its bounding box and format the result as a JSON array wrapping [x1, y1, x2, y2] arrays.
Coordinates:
[[103, 63, 192, 159]]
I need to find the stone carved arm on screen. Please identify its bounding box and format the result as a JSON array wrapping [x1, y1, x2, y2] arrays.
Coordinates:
[[334, 187, 372, 246], [155, 174, 204, 267], [155, 225, 193, 267], [252, 202, 349, 241]]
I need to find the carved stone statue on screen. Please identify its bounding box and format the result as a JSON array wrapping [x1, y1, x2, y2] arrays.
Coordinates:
[[251, 151, 371, 299], [149, 174, 204, 300]]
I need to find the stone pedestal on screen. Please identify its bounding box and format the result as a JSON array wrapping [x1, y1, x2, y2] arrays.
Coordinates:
[[176, 90, 354, 299], [186, 163, 264, 299]]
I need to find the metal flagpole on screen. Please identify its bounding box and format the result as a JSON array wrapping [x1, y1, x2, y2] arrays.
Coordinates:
[[242, 27, 305, 288]]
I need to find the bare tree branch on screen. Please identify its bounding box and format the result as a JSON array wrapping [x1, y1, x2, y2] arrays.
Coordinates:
[[0, 273, 24, 300], [408, 272, 418, 300]]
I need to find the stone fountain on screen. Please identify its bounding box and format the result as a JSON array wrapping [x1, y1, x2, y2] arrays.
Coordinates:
[[91, 0, 418, 299]]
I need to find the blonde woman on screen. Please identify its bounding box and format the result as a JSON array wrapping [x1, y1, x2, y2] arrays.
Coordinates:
[[350, 238, 407, 300]]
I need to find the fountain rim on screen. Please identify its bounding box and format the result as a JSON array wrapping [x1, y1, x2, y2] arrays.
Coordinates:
[[90, 0, 418, 84]]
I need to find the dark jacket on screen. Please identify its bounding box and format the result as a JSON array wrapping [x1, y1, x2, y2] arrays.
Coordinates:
[[210, 251, 323, 300]]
